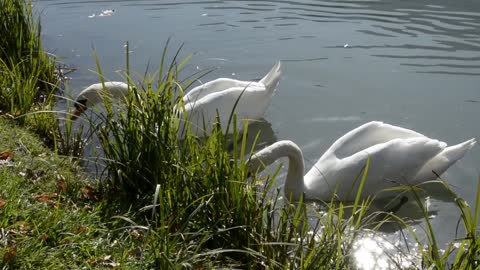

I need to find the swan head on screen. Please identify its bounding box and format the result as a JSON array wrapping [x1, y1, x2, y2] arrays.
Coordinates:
[[71, 98, 88, 120], [70, 90, 102, 120], [70, 82, 130, 120]]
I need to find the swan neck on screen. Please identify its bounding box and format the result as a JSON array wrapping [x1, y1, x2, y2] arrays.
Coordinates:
[[251, 140, 305, 200], [283, 144, 306, 200]]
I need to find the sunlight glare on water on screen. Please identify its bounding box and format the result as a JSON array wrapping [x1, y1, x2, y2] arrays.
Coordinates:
[[353, 235, 417, 270]]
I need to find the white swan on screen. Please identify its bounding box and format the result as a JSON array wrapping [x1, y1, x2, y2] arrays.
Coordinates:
[[71, 62, 282, 137], [176, 61, 281, 137], [247, 121, 476, 201], [71, 81, 130, 120]]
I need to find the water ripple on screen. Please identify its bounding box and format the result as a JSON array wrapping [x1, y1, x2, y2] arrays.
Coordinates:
[[38, 0, 480, 77]]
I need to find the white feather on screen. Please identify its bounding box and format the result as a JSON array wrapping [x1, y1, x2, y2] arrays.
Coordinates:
[[176, 61, 282, 137], [248, 121, 476, 201]]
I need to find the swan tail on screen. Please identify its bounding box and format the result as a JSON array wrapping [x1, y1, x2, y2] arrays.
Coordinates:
[[259, 61, 282, 94], [413, 138, 476, 181], [440, 138, 476, 162]]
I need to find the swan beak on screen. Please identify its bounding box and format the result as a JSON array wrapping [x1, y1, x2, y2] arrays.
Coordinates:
[[70, 99, 88, 120], [70, 106, 86, 120]]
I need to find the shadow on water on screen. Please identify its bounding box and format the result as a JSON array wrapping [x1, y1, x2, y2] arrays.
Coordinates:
[[227, 118, 278, 154], [68, 109, 278, 178], [303, 180, 457, 233]]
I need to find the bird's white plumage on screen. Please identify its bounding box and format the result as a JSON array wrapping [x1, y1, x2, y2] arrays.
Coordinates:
[[176, 62, 282, 137], [248, 121, 476, 201], [75, 82, 130, 108], [72, 63, 282, 138]]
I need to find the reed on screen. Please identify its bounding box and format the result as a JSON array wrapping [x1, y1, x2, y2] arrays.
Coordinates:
[[411, 178, 480, 269], [0, 0, 88, 158]]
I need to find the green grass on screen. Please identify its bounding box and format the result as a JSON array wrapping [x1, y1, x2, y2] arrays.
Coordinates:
[[395, 179, 480, 269], [0, 0, 59, 117], [0, 118, 138, 269], [2, 107, 479, 268], [0, 0, 80, 157]]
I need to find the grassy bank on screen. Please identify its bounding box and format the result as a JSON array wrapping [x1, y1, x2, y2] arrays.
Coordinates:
[[0, 119, 134, 268]]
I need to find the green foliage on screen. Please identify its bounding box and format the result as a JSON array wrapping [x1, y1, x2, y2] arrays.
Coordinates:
[[407, 179, 480, 269], [0, 0, 58, 117], [0, 119, 125, 269]]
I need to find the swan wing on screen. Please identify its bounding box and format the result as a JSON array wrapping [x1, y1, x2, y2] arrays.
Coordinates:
[[322, 121, 426, 160], [180, 85, 269, 136], [183, 62, 281, 105], [183, 78, 260, 105], [305, 136, 446, 201]]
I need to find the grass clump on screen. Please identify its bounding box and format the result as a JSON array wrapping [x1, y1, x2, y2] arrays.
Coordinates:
[[397, 179, 480, 269], [0, 0, 59, 117], [0, 0, 86, 156]]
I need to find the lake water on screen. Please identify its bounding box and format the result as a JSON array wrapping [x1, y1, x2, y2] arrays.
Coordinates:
[[35, 0, 480, 268]]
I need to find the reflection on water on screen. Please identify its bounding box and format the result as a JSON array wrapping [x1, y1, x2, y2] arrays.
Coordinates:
[[227, 119, 278, 153]]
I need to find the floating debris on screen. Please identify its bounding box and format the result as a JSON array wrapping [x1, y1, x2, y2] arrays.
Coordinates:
[[99, 9, 115, 17], [88, 9, 115, 18]]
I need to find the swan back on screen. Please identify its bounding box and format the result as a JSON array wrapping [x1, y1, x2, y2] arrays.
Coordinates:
[[305, 122, 476, 201], [304, 136, 448, 201], [182, 61, 281, 106], [182, 78, 262, 105], [178, 85, 269, 136], [323, 121, 426, 160], [177, 62, 282, 137]]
